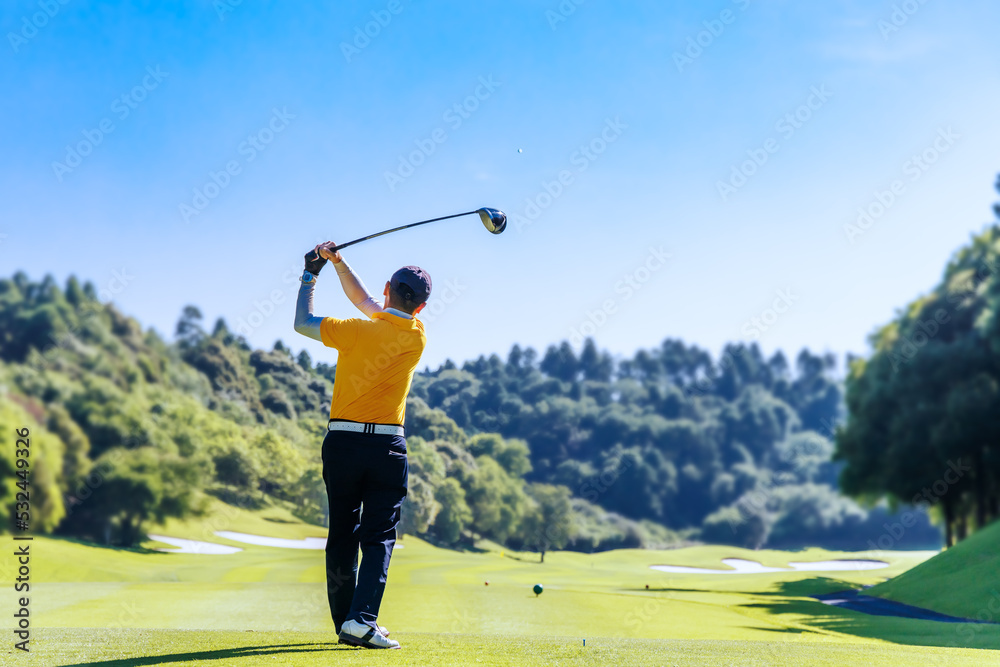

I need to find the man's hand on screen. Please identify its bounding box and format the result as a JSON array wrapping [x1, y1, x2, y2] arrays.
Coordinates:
[[304, 248, 327, 275], [315, 241, 343, 265]]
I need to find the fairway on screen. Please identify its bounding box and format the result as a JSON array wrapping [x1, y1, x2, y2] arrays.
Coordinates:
[[3, 505, 998, 665]]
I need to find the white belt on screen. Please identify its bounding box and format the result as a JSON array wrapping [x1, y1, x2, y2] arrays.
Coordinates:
[[328, 420, 405, 437]]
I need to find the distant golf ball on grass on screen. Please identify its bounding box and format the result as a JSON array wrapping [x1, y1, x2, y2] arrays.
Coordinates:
[[533, 584, 543, 596]]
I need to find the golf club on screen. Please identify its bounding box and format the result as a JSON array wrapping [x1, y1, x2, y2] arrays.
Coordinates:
[[313, 208, 506, 259]]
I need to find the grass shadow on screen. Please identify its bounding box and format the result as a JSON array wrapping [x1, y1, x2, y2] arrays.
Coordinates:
[[205, 486, 267, 510], [416, 534, 490, 553], [742, 577, 1000, 651], [60, 642, 348, 666], [46, 534, 167, 556]]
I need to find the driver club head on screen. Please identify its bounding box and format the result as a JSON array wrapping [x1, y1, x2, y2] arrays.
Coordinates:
[[477, 207, 507, 234]]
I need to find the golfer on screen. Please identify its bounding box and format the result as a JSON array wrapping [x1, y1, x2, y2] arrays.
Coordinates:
[[293, 241, 431, 650]]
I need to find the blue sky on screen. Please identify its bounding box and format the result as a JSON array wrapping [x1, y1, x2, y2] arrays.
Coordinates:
[[3, 0, 1000, 371]]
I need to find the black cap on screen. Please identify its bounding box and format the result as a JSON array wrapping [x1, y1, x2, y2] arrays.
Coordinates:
[[390, 266, 432, 304]]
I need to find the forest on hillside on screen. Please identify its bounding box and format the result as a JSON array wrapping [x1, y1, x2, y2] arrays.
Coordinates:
[[0, 271, 942, 554]]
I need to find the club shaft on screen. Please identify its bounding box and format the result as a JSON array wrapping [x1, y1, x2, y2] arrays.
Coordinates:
[[331, 210, 478, 252]]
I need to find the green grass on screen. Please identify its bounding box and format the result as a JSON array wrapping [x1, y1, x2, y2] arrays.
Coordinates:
[[8, 629, 995, 667], [869, 519, 1000, 621], [2, 506, 998, 666]]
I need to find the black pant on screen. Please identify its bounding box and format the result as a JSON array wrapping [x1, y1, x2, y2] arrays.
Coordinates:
[[321, 429, 408, 632]]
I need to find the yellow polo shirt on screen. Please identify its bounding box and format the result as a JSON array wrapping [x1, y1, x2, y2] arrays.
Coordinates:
[[320, 311, 426, 426]]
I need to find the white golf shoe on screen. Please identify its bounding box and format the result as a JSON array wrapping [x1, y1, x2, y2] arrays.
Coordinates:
[[338, 619, 400, 649]]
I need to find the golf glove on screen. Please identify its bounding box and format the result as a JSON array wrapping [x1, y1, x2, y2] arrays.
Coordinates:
[[304, 249, 327, 275]]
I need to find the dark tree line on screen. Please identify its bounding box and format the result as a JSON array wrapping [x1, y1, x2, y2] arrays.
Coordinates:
[[407, 337, 939, 550]]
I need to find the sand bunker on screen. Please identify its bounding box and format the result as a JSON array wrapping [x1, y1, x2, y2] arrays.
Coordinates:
[[212, 531, 405, 549], [148, 534, 243, 555], [214, 531, 327, 549], [651, 557, 888, 574]]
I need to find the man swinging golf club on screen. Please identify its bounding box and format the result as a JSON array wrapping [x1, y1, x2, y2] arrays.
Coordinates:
[[294, 241, 431, 650]]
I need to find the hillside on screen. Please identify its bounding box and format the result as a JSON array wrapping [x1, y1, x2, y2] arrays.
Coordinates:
[[0, 272, 940, 552], [869, 519, 1000, 621]]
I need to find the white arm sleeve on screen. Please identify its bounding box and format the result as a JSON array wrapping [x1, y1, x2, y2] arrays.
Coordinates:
[[335, 260, 383, 319], [293, 277, 324, 342]]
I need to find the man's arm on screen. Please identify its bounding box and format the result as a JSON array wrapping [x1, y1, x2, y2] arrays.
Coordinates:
[[293, 250, 327, 342], [317, 241, 383, 318], [333, 259, 383, 318], [294, 277, 324, 342]]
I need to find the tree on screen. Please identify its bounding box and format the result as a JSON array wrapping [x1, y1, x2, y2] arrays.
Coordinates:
[[837, 215, 1000, 546], [46, 403, 91, 489], [467, 433, 532, 477], [466, 458, 528, 543], [520, 483, 574, 562], [579, 338, 613, 382], [0, 400, 66, 534], [701, 504, 770, 549], [72, 447, 209, 546], [433, 478, 471, 545], [296, 468, 329, 527], [400, 474, 439, 536], [212, 444, 259, 489], [211, 318, 233, 344], [175, 305, 205, 348], [540, 342, 578, 382]]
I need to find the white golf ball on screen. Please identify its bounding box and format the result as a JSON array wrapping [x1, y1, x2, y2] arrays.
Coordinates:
[[518, 148, 523, 153]]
